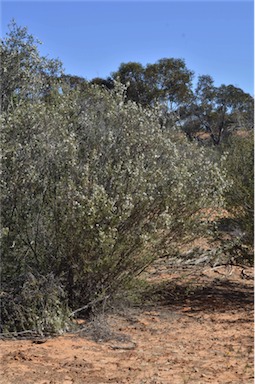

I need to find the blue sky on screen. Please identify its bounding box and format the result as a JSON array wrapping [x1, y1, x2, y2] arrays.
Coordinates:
[[1, 1, 254, 95]]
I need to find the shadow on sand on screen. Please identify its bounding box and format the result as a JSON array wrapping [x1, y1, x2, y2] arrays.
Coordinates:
[[146, 277, 254, 314]]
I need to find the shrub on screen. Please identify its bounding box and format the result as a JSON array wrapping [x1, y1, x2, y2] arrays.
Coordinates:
[[221, 135, 254, 263], [1, 82, 230, 329], [0, 273, 70, 335]]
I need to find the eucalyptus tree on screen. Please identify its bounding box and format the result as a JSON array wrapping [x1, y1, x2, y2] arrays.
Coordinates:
[[90, 76, 115, 90], [112, 59, 194, 109], [111, 62, 151, 105], [144, 58, 194, 109], [181, 75, 254, 144], [61, 74, 89, 91]]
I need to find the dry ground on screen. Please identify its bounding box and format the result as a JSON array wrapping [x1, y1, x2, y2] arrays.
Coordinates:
[[0, 263, 253, 384]]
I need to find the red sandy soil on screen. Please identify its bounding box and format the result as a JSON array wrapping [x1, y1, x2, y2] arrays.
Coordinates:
[[0, 264, 253, 384]]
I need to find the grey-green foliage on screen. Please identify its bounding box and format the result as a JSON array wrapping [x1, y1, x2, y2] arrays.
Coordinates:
[[0, 20, 62, 111], [0, 273, 71, 334], [1, 81, 230, 316], [222, 135, 254, 262]]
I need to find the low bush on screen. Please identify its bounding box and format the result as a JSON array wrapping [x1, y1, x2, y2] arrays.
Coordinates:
[[0, 273, 71, 336]]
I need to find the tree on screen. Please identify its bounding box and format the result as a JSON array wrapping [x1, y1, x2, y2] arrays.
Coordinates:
[[111, 59, 194, 109], [90, 76, 115, 90], [180, 75, 254, 145], [215, 84, 254, 133], [111, 62, 151, 105], [61, 74, 88, 90], [144, 58, 194, 109]]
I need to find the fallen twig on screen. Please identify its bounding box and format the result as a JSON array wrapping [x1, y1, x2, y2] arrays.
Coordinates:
[[109, 342, 137, 350]]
